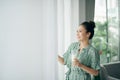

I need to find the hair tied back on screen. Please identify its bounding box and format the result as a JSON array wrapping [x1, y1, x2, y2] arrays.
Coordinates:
[[89, 21, 96, 29]]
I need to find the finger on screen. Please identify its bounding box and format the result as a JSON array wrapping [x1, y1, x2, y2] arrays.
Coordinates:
[[58, 55, 61, 58]]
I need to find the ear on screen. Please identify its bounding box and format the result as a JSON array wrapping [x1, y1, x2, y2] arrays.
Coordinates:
[[87, 32, 91, 38]]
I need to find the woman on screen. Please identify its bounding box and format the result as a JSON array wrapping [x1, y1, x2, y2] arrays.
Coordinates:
[[58, 21, 100, 80]]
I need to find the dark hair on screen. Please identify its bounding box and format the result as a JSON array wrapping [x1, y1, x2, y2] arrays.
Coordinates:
[[80, 21, 96, 39]]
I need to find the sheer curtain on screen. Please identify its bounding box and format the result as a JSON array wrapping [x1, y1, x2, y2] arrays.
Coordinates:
[[57, 0, 79, 80], [0, 0, 94, 80], [0, 0, 58, 80], [0, 0, 78, 80]]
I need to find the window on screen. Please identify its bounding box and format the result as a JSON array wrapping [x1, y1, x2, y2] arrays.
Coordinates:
[[93, 0, 119, 63]]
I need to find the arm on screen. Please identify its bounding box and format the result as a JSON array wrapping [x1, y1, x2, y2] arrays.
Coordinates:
[[78, 62, 99, 76], [58, 55, 64, 65], [73, 58, 99, 76], [58, 43, 74, 65]]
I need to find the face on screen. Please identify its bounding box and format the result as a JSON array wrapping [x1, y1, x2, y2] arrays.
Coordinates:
[[76, 25, 90, 41]]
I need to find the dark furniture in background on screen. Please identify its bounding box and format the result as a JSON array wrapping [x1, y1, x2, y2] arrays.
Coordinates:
[[100, 62, 120, 80]]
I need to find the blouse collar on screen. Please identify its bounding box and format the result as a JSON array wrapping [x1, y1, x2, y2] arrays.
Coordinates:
[[77, 42, 91, 50]]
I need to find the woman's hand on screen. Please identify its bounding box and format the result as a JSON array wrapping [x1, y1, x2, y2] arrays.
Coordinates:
[[72, 58, 82, 67], [58, 55, 64, 65]]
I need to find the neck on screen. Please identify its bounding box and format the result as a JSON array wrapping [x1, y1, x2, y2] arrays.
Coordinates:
[[79, 40, 89, 49]]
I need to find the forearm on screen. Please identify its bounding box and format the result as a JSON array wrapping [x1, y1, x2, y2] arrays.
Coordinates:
[[78, 63, 99, 76]]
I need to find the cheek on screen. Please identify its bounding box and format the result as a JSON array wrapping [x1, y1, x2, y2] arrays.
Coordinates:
[[76, 32, 87, 37], [80, 33, 85, 36], [81, 33, 88, 38], [77, 32, 82, 37]]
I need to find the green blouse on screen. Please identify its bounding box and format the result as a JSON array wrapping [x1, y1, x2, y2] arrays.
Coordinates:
[[63, 42, 100, 80]]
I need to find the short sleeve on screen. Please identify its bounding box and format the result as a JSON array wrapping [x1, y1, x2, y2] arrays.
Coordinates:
[[63, 43, 73, 65], [90, 49, 100, 70]]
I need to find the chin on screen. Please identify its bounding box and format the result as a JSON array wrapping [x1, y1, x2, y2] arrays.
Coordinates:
[[77, 37, 82, 41]]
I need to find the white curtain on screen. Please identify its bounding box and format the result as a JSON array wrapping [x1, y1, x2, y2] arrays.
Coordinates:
[[0, 0, 79, 80], [0, 0, 58, 80], [57, 0, 79, 80]]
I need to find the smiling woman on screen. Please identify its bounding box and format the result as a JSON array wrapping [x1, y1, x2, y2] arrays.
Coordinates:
[[58, 21, 100, 80]]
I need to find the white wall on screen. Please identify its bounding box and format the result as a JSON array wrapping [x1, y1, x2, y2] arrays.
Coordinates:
[[0, 0, 58, 80]]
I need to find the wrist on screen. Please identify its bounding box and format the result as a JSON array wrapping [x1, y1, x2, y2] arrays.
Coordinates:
[[78, 63, 83, 68]]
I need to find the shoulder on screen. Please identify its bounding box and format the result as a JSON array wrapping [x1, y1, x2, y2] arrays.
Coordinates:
[[89, 45, 98, 52], [89, 45, 99, 55]]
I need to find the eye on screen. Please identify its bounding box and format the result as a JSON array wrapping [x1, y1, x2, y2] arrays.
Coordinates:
[[79, 30, 81, 32], [76, 30, 82, 33], [77, 30, 81, 32]]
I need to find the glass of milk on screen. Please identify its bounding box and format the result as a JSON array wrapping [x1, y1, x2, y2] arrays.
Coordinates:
[[71, 50, 77, 64]]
